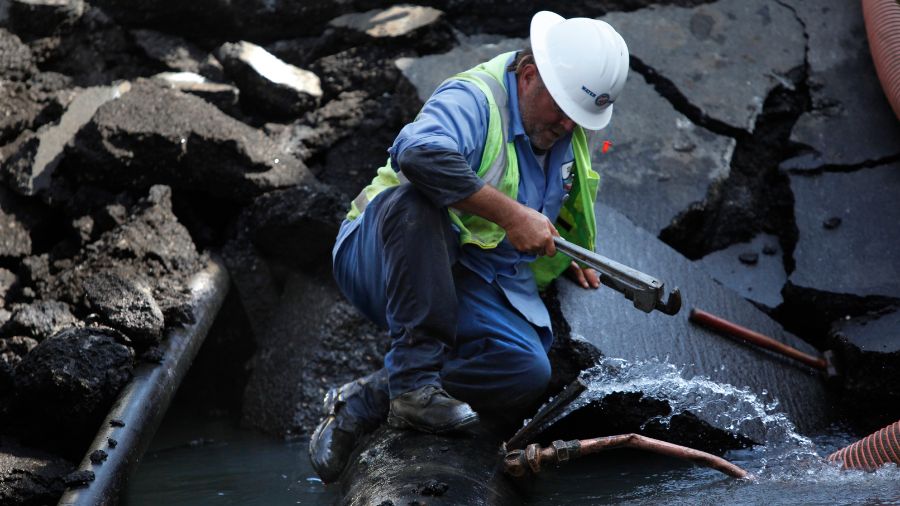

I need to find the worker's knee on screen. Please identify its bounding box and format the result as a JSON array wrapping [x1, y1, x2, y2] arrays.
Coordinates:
[[509, 350, 552, 406]]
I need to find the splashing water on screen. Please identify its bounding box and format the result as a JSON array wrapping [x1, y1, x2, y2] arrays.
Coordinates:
[[525, 356, 900, 504]]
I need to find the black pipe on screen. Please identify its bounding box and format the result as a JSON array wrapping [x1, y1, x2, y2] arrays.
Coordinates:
[[340, 425, 523, 505], [57, 257, 230, 506]]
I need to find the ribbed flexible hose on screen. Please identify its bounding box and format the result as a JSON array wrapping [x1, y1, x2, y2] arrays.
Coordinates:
[[862, 0, 900, 121], [827, 420, 900, 471]]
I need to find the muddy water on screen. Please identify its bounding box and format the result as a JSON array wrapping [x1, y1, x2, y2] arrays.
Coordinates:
[[123, 361, 899, 505]]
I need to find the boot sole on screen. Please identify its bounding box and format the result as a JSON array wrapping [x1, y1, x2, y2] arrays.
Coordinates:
[[387, 412, 479, 434]]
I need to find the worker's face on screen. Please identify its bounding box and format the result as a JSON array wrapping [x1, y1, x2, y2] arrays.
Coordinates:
[[518, 64, 576, 152]]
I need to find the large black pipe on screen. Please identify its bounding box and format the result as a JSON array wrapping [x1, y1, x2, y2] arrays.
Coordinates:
[[58, 257, 230, 506], [340, 425, 523, 505]]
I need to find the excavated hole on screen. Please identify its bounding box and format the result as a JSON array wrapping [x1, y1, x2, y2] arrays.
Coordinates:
[[658, 66, 810, 275]]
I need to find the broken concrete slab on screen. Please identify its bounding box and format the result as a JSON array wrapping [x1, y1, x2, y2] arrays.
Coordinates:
[[12, 326, 133, 451], [396, 33, 525, 103], [328, 5, 455, 54], [216, 41, 322, 119], [130, 29, 224, 82], [780, 0, 900, 170], [789, 163, 900, 299], [151, 72, 239, 116], [0, 437, 71, 505], [0, 188, 34, 259], [0, 269, 15, 307], [829, 306, 900, 432], [7, 0, 85, 41], [0, 28, 37, 81], [310, 45, 414, 102], [694, 233, 786, 308], [602, 0, 805, 132], [330, 5, 443, 39], [240, 271, 384, 436], [34, 186, 203, 331], [68, 80, 314, 202], [83, 271, 164, 348], [594, 69, 735, 236], [234, 184, 346, 270], [557, 203, 829, 433], [268, 91, 370, 161], [2, 82, 131, 196], [3, 300, 78, 341]]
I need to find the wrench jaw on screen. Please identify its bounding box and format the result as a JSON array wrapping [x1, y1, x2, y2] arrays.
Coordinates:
[[655, 287, 682, 316]]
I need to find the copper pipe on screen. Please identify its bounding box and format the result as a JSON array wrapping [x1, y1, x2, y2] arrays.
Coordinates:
[[689, 308, 827, 371], [504, 434, 749, 479]]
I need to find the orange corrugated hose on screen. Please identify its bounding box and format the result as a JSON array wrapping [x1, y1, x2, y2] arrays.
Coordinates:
[[862, 0, 900, 121], [827, 420, 900, 471]]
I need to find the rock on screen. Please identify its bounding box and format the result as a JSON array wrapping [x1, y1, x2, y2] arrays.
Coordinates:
[[602, 0, 804, 132], [0, 188, 35, 259], [328, 5, 454, 54], [88, 449, 106, 464], [2, 336, 38, 356], [822, 216, 841, 230], [83, 271, 165, 347], [311, 45, 413, 102], [396, 33, 526, 103], [68, 80, 314, 202], [829, 307, 900, 432], [593, 69, 735, 235], [240, 271, 383, 435], [2, 82, 131, 196], [780, 0, 900, 170], [789, 164, 900, 299], [7, 0, 85, 40], [0, 269, 16, 307], [558, 203, 828, 433], [0, 28, 37, 81], [130, 29, 224, 81], [88, 0, 349, 42], [62, 469, 94, 487], [151, 72, 240, 116], [41, 186, 203, 328], [738, 252, 759, 265], [0, 437, 71, 505], [694, 234, 786, 308], [4, 300, 77, 341], [235, 184, 345, 270], [269, 91, 371, 161], [215, 41, 322, 119], [13, 326, 133, 450]]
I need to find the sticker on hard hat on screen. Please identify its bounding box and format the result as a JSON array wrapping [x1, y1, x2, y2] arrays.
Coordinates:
[[595, 93, 611, 107]]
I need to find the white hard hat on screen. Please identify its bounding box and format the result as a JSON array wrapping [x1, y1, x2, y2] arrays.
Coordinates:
[[530, 11, 629, 131]]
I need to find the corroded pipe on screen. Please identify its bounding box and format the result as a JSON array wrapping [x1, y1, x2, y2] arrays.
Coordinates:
[[504, 433, 750, 479]]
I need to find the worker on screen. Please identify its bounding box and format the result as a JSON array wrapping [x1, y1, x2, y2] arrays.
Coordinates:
[[309, 11, 630, 482]]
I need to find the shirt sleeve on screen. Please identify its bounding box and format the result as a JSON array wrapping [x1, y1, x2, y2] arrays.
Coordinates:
[[388, 80, 490, 206]]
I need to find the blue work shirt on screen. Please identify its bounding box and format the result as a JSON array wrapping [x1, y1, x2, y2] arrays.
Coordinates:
[[392, 56, 575, 330], [338, 55, 574, 331]]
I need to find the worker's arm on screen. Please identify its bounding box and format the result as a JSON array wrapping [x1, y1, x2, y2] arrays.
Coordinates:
[[398, 147, 558, 257]]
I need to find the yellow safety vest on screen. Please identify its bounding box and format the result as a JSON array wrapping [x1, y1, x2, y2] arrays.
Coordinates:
[[347, 52, 600, 289]]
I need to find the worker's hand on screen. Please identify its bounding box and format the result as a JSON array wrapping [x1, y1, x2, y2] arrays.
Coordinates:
[[504, 207, 558, 256], [567, 261, 600, 289]]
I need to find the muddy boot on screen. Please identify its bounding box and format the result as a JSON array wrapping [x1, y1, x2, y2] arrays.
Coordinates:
[[387, 385, 479, 434], [308, 370, 388, 483]]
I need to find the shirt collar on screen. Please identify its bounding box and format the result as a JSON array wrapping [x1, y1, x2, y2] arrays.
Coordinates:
[[505, 62, 526, 143]]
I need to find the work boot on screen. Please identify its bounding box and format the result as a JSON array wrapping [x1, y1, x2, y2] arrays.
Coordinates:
[[308, 372, 388, 483], [387, 385, 479, 434]]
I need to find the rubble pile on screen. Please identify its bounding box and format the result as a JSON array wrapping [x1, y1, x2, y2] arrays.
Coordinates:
[[0, 0, 895, 503]]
